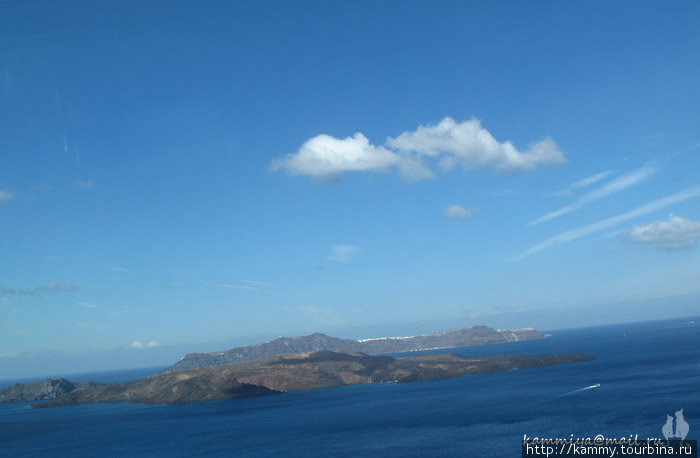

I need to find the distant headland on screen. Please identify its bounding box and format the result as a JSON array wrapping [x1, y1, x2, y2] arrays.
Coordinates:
[[0, 324, 596, 408], [165, 324, 547, 372]]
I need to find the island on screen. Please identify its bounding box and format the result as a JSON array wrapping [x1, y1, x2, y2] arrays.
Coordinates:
[[0, 378, 104, 403], [29, 350, 595, 408], [165, 325, 547, 372]]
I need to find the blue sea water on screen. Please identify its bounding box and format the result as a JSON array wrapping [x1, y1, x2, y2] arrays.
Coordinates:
[[1, 317, 698, 457]]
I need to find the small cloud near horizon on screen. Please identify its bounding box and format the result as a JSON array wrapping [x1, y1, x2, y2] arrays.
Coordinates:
[[621, 214, 700, 250], [131, 340, 162, 349]]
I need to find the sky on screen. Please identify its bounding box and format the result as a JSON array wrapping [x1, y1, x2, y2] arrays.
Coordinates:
[[1, 1, 699, 378]]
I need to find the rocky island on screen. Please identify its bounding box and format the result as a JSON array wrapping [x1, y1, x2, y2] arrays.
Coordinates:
[[165, 325, 546, 372], [0, 324, 592, 409], [0, 378, 104, 403], [31, 350, 594, 408]]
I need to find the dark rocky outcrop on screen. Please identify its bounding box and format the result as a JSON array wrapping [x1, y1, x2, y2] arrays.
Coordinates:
[[165, 325, 546, 372], [32, 373, 278, 408], [0, 378, 104, 403]]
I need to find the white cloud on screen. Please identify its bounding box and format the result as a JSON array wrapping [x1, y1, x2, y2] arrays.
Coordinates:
[[271, 133, 401, 179], [530, 163, 655, 225], [387, 117, 566, 173], [131, 340, 161, 349], [514, 185, 700, 260], [327, 244, 359, 263], [621, 214, 700, 250], [444, 204, 475, 219], [549, 170, 616, 197], [271, 117, 565, 181], [0, 189, 13, 201], [78, 302, 97, 309]]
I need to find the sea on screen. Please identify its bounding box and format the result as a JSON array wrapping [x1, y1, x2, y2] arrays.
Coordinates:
[[1, 316, 698, 457]]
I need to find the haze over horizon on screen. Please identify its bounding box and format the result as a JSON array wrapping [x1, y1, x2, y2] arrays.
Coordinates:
[[2, 1, 699, 378]]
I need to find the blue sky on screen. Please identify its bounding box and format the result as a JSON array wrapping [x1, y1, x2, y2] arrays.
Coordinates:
[[1, 1, 699, 377]]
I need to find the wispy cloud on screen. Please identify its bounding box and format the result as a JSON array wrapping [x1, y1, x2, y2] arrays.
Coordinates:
[[111, 305, 129, 317], [621, 214, 700, 250], [530, 163, 655, 225], [327, 244, 359, 263], [76, 320, 99, 329], [71, 179, 95, 188], [0, 189, 13, 201], [218, 283, 260, 291], [295, 305, 339, 325], [0, 352, 20, 358], [1, 282, 77, 296], [490, 189, 517, 197], [216, 279, 273, 293], [46, 255, 66, 261], [443, 204, 476, 220], [238, 279, 271, 287], [271, 117, 565, 181], [36, 282, 77, 292], [106, 265, 129, 272], [78, 302, 97, 309], [514, 185, 700, 260], [0, 287, 35, 296], [549, 170, 616, 197]]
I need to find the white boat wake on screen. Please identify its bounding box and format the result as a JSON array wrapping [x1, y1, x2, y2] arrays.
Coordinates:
[[560, 383, 601, 397]]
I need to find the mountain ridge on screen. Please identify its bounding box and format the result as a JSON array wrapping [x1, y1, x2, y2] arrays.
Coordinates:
[[165, 324, 546, 372]]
